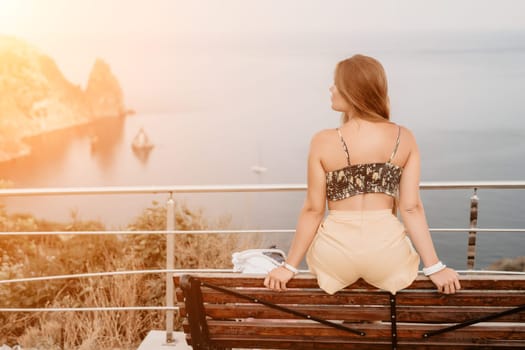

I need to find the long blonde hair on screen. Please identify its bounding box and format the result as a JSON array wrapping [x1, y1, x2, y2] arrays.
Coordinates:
[[335, 54, 390, 124]]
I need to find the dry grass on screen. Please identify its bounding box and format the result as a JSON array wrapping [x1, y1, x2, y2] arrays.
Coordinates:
[[1, 201, 255, 349], [18, 269, 161, 349]]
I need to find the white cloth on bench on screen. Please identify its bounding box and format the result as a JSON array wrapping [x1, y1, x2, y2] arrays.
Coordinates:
[[232, 248, 286, 274]]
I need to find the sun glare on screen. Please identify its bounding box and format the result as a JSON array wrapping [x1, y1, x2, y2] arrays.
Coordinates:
[[0, 0, 31, 34]]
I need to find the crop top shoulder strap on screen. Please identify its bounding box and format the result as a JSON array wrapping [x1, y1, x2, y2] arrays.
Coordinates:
[[336, 128, 351, 166], [388, 125, 401, 163]]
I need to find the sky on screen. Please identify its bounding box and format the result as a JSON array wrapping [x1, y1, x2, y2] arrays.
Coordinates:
[[1, 0, 524, 38], [1, 0, 524, 113]]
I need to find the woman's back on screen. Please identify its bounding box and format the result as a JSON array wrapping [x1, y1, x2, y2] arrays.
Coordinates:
[[265, 54, 460, 297], [318, 119, 412, 211]]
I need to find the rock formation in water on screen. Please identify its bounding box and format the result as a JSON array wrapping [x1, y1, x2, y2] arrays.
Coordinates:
[[0, 35, 128, 161], [85, 58, 126, 118]]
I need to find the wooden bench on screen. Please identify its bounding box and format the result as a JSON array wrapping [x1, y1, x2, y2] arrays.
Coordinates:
[[174, 272, 525, 349]]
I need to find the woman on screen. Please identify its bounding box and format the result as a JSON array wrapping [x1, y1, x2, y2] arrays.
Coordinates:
[[264, 54, 461, 295]]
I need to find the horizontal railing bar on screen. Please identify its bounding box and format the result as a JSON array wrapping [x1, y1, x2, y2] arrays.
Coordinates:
[[0, 229, 296, 236], [420, 181, 525, 190], [0, 184, 306, 197], [1, 181, 525, 197], [0, 306, 178, 312], [0, 269, 233, 285], [2, 268, 525, 286], [456, 270, 525, 275], [1, 228, 524, 236], [430, 228, 525, 232]]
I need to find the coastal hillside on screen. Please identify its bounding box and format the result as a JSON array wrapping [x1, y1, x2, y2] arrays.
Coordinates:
[[0, 36, 126, 161]]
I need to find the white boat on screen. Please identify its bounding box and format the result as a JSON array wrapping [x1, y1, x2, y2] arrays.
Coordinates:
[[250, 165, 267, 174], [132, 127, 154, 152]]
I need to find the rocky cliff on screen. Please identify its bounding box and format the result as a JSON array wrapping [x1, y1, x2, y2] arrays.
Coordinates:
[[0, 36, 127, 161], [85, 58, 126, 118]]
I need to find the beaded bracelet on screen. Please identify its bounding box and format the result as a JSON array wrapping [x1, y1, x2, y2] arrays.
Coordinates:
[[281, 262, 299, 275], [423, 261, 447, 276]]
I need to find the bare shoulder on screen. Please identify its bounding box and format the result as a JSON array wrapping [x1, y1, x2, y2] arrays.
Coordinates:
[[396, 124, 417, 146], [310, 128, 337, 146], [308, 128, 337, 157]]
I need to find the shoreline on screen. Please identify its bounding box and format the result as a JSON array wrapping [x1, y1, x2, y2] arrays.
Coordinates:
[[0, 140, 31, 163], [0, 113, 131, 164]]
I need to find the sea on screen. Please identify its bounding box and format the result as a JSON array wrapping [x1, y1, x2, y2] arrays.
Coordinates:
[[0, 30, 524, 269]]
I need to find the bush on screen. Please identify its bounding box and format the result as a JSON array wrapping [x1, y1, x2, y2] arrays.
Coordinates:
[[0, 200, 242, 349], [488, 256, 525, 272]]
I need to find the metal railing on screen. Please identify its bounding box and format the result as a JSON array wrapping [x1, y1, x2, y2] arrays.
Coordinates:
[[0, 181, 524, 345]]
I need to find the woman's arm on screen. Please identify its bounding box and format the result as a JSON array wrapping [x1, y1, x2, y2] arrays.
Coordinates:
[[264, 132, 327, 291], [399, 128, 461, 294]]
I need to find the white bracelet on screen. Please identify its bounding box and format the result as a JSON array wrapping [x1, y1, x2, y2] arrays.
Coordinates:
[[423, 261, 447, 276], [281, 262, 299, 275]]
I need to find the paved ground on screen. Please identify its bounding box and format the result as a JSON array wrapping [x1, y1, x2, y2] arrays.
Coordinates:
[[137, 331, 191, 350]]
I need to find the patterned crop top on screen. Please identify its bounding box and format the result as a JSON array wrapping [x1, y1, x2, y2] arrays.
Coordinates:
[[326, 126, 403, 201]]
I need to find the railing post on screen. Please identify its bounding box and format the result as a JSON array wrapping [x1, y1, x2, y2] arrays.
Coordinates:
[[166, 192, 175, 343], [467, 188, 479, 269]]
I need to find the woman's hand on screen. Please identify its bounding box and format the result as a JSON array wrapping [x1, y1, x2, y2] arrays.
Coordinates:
[[428, 267, 461, 294], [264, 266, 295, 291]]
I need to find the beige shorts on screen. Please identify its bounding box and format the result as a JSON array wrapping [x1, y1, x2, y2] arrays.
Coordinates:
[[306, 209, 420, 295]]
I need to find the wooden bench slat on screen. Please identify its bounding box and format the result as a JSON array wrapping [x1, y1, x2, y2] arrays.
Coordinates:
[[394, 342, 525, 350], [174, 273, 525, 290], [197, 288, 391, 305], [202, 304, 391, 321], [395, 306, 525, 323], [206, 320, 525, 339], [395, 291, 525, 306], [184, 331, 525, 350], [210, 338, 524, 350], [183, 287, 525, 307], [196, 304, 525, 323], [207, 337, 525, 350], [209, 337, 394, 349], [209, 339, 525, 350]]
